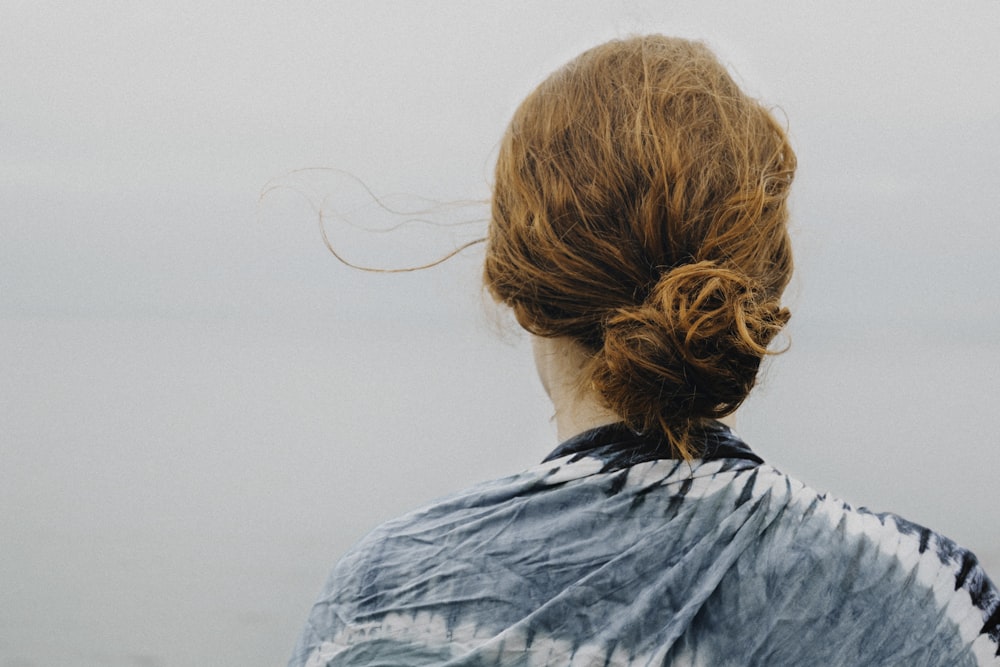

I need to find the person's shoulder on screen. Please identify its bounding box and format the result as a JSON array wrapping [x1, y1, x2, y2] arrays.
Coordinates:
[[754, 465, 1000, 664]]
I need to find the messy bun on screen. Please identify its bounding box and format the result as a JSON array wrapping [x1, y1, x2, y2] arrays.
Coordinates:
[[485, 35, 796, 458], [592, 262, 790, 458]]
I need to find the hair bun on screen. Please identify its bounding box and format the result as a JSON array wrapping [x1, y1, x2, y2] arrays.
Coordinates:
[[592, 260, 789, 457]]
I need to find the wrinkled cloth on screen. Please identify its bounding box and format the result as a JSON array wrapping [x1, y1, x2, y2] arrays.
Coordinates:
[[290, 423, 1000, 666]]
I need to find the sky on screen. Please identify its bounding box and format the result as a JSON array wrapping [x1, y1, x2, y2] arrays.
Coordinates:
[[2, 2, 999, 665], [3, 1, 999, 328]]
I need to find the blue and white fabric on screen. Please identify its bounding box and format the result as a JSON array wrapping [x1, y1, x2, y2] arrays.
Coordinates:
[[290, 422, 1000, 666]]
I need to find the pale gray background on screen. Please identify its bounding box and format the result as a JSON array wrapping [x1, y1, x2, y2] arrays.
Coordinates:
[[2, 1, 998, 665]]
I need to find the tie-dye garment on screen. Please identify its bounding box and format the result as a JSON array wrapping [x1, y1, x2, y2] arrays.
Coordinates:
[[290, 422, 1000, 666]]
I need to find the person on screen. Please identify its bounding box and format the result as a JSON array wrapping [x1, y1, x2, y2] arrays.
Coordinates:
[[289, 35, 1000, 666]]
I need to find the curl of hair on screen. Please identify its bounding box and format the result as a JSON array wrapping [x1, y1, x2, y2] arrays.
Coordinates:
[[484, 35, 796, 458], [591, 262, 789, 458]]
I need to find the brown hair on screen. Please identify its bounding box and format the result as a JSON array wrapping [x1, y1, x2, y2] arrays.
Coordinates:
[[484, 35, 795, 459]]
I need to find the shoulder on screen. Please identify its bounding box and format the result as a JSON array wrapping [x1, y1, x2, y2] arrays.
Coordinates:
[[742, 466, 1000, 665]]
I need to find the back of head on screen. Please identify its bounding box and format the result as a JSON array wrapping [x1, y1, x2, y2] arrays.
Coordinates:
[[484, 35, 796, 458]]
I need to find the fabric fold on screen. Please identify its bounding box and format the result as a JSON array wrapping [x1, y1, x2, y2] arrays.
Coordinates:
[[291, 424, 1000, 666]]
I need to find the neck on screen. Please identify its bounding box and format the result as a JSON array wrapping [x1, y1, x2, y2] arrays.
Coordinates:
[[532, 336, 622, 442], [531, 335, 739, 443]]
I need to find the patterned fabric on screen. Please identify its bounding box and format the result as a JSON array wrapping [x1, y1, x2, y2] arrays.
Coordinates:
[[290, 423, 1000, 666]]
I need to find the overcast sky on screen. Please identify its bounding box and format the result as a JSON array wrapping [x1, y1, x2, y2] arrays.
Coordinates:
[[3, 0, 999, 333]]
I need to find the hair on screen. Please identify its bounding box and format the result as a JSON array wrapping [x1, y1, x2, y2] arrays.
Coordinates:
[[484, 35, 796, 459]]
